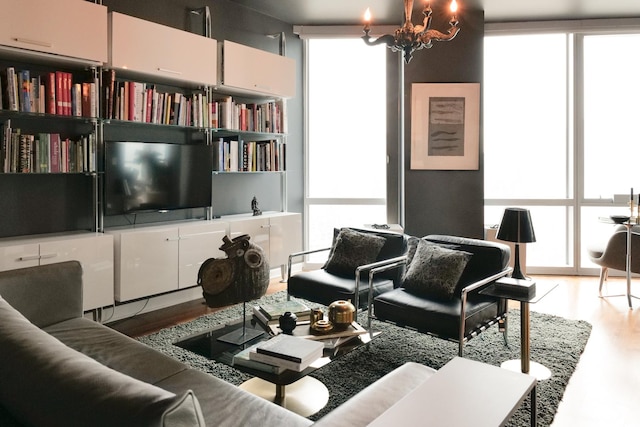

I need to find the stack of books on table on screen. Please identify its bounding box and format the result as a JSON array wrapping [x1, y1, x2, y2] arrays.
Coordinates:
[[232, 342, 287, 374], [252, 300, 310, 326], [494, 277, 537, 298], [247, 334, 324, 372]]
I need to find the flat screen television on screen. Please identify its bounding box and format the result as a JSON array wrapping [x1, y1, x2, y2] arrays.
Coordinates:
[[104, 141, 213, 215]]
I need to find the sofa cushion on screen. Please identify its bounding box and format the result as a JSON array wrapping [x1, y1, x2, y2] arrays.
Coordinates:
[[0, 296, 205, 427], [324, 228, 386, 277], [424, 235, 510, 295], [402, 240, 472, 300], [44, 317, 188, 386]]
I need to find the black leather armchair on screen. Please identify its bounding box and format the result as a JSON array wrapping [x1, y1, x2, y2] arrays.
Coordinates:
[[367, 235, 512, 356], [286, 228, 407, 322]]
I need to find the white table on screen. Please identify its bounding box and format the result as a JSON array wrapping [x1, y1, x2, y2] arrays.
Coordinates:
[[368, 357, 537, 427]]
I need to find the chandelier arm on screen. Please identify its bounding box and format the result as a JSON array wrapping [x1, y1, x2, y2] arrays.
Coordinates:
[[419, 26, 460, 43], [362, 33, 397, 47]]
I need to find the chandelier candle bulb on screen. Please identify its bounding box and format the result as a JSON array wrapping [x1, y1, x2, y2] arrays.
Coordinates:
[[363, 8, 371, 32]]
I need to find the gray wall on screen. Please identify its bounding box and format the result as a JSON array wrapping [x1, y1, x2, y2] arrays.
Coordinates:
[[401, 8, 485, 238]]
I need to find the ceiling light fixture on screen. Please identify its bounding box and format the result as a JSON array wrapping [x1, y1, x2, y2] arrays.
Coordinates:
[[362, 0, 460, 63]]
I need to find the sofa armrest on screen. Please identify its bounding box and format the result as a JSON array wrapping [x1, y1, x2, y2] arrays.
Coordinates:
[[312, 362, 435, 427], [0, 260, 83, 327]]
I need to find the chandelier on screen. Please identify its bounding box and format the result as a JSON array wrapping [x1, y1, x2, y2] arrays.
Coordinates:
[[362, 0, 460, 63]]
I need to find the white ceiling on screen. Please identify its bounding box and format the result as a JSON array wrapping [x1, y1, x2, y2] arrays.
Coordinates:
[[228, 0, 640, 25]]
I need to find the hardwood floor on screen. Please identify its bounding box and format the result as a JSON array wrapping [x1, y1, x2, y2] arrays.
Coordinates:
[[108, 275, 640, 427]]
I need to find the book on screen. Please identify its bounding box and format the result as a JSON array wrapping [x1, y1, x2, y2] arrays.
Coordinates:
[[494, 277, 537, 298], [268, 321, 368, 342], [257, 300, 310, 321], [255, 334, 323, 364], [232, 342, 286, 374], [248, 349, 308, 372]]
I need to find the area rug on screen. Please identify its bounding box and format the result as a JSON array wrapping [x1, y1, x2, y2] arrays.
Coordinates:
[[137, 292, 592, 426]]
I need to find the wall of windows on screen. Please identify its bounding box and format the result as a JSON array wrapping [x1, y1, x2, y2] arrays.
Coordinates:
[[305, 38, 387, 257], [484, 22, 640, 274]]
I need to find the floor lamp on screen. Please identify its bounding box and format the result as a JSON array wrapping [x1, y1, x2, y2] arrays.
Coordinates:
[[497, 208, 536, 280]]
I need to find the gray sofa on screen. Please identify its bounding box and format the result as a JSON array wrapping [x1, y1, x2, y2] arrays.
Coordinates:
[[0, 261, 435, 427]]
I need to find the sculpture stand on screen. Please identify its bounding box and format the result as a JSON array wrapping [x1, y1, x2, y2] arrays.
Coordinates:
[[217, 301, 264, 345]]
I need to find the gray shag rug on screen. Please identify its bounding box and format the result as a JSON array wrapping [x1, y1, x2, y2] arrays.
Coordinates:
[[137, 292, 592, 426]]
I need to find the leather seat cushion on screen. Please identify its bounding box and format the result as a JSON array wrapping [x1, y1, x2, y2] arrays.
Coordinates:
[[373, 288, 500, 340], [288, 269, 394, 308]]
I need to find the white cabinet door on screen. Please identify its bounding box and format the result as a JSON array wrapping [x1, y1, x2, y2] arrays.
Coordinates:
[[0, 0, 107, 63], [220, 41, 295, 98], [178, 223, 227, 289], [109, 12, 217, 86], [229, 217, 271, 263], [0, 243, 40, 270], [269, 213, 302, 267], [39, 235, 114, 311], [116, 228, 179, 302]]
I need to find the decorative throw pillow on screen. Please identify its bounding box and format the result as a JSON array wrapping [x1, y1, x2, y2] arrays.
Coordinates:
[[402, 240, 472, 300], [324, 228, 387, 277]]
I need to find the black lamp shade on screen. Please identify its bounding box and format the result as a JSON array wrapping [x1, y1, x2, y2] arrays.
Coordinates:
[[497, 208, 536, 244]]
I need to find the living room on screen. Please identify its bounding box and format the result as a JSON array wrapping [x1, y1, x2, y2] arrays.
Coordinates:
[[0, 0, 639, 426]]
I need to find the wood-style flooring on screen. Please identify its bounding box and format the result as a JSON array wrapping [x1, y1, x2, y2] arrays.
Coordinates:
[[108, 275, 640, 427]]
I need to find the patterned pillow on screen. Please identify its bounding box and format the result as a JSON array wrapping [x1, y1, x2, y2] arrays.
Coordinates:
[[324, 228, 386, 277], [402, 240, 472, 300]]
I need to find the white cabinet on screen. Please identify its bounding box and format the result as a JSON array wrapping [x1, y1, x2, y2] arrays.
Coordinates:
[[178, 222, 227, 289], [0, 233, 114, 311], [268, 213, 303, 267], [218, 40, 295, 98], [0, 0, 107, 64], [109, 221, 228, 302], [226, 212, 302, 270], [228, 216, 271, 261], [108, 12, 217, 87]]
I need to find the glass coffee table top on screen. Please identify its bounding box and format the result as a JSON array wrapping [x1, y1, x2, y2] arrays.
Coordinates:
[[173, 316, 376, 417]]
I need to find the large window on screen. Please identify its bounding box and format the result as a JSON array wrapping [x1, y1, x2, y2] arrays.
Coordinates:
[[484, 33, 572, 271], [306, 39, 387, 254], [484, 24, 640, 274]]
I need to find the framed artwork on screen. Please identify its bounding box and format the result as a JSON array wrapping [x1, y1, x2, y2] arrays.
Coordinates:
[[410, 83, 480, 170]]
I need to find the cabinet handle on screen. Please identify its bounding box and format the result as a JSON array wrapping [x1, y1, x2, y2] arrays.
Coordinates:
[[260, 225, 272, 229], [13, 37, 52, 48], [40, 253, 58, 260], [166, 237, 180, 242], [18, 255, 40, 261], [157, 67, 182, 75], [254, 84, 272, 91]]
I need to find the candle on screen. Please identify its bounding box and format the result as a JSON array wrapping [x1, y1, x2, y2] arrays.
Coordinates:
[[363, 8, 371, 32]]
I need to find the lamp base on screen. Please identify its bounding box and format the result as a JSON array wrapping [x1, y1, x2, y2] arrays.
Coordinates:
[[217, 327, 264, 345]]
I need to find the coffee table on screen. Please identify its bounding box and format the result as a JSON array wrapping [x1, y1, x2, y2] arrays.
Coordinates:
[[174, 316, 374, 417]]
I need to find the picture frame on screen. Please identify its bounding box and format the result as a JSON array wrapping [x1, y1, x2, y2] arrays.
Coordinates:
[[410, 83, 480, 170]]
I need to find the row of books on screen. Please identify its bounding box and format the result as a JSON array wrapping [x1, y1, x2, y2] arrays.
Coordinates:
[[102, 70, 209, 127], [216, 96, 287, 134], [101, 71, 288, 133], [213, 138, 285, 172], [1, 122, 95, 173], [251, 299, 311, 326], [0, 67, 98, 117]]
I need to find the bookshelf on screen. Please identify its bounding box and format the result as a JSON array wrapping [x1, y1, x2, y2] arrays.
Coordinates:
[[0, 1, 299, 304]]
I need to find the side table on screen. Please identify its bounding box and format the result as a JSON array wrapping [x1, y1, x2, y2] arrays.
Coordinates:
[[480, 280, 558, 380]]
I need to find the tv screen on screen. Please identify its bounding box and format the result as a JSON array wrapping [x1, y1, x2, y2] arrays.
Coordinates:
[[104, 141, 213, 215]]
